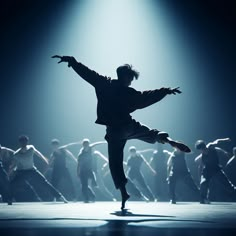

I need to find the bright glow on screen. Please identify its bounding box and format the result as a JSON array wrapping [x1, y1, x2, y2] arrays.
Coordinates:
[[31, 0, 208, 151]]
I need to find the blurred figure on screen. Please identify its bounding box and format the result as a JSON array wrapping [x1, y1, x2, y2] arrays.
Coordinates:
[[195, 138, 235, 204], [50, 139, 78, 201], [77, 139, 106, 203], [149, 144, 169, 201], [93, 150, 117, 201], [0, 145, 15, 175], [100, 155, 151, 202], [126, 146, 156, 201], [0, 145, 14, 204], [166, 148, 199, 204], [225, 147, 236, 185], [10, 135, 67, 203]]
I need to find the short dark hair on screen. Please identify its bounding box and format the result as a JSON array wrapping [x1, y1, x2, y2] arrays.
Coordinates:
[[195, 140, 206, 150], [129, 146, 136, 152], [51, 139, 60, 145], [116, 64, 139, 80], [18, 135, 29, 143], [82, 138, 90, 146]]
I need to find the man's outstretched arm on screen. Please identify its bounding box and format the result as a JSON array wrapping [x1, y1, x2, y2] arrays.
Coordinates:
[[52, 55, 108, 87], [132, 87, 182, 110]]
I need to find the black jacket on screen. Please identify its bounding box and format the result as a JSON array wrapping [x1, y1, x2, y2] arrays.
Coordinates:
[[70, 60, 170, 126]]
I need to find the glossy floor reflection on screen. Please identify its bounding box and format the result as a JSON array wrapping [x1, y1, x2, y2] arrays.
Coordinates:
[[0, 201, 236, 235]]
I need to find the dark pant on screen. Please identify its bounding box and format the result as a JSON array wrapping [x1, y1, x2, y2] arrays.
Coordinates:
[[105, 120, 160, 189], [0, 165, 11, 202], [128, 170, 155, 200], [200, 168, 235, 201], [79, 170, 96, 202], [168, 171, 199, 201], [11, 168, 62, 201], [154, 174, 168, 201], [51, 168, 75, 199]]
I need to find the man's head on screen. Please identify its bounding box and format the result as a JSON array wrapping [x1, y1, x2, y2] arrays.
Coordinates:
[[51, 139, 60, 151], [195, 140, 207, 153], [18, 135, 29, 148], [116, 64, 139, 87], [129, 146, 137, 157], [82, 138, 90, 151]]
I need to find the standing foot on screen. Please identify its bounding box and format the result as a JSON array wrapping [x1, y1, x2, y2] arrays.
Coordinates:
[[121, 192, 130, 210]]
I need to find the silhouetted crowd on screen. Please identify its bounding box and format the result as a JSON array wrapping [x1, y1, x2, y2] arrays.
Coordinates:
[[1, 136, 236, 206]]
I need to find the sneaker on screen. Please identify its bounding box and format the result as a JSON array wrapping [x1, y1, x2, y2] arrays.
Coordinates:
[[200, 199, 210, 204], [7, 201, 12, 205], [90, 196, 96, 203], [170, 199, 176, 204]]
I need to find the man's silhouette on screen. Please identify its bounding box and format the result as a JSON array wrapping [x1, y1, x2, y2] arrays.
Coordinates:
[[166, 148, 199, 204], [195, 138, 235, 204], [126, 146, 156, 201], [50, 139, 77, 200], [52, 55, 191, 209], [11, 135, 68, 203]]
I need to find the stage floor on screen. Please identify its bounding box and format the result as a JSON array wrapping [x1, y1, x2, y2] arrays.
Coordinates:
[[0, 201, 236, 235]]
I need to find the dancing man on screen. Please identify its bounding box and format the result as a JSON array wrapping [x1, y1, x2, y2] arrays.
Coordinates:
[[52, 55, 191, 209], [77, 139, 106, 202], [11, 135, 68, 203], [166, 148, 199, 204], [195, 138, 236, 204], [50, 139, 78, 200]]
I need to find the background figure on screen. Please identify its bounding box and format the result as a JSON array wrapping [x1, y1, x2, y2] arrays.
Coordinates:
[[0, 145, 14, 204], [126, 146, 156, 201], [166, 148, 199, 204], [10, 135, 67, 203], [225, 147, 236, 186], [195, 138, 236, 204], [77, 139, 106, 203], [149, 144, 169, 201], [93, 151, 117, 201], [99, 154, 150, 202], [49, 139, 78, 201], [53, 55, 191, 209], [0, 145, 15, 175]]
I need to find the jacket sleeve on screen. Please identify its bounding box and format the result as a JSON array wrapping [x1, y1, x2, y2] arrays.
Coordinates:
[[70, 59, 108, 88], [130, 88, 171, 110]]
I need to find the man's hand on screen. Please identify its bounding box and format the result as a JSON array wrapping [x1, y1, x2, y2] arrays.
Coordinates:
[[51, 55, 75, 67], [166, 87, 182, 95]]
